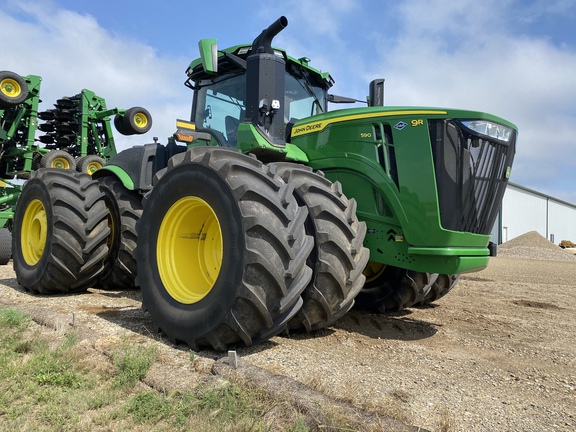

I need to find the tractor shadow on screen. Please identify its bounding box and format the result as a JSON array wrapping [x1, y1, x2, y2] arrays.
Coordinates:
[[331, 309, 438, 341], [0, 277, 21, 291], [1, 277, 437, 348], [89, 296, 438, 352]]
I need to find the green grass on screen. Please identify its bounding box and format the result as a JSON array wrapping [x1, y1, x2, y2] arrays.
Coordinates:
[[112, 341, 158, 390], [0, 306, 327, 431]]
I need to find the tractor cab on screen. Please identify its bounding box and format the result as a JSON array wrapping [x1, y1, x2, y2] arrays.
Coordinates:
[[182, 17, 334, 160]]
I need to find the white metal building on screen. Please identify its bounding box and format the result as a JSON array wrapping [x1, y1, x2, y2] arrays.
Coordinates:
[[491, 183, 576, 245]]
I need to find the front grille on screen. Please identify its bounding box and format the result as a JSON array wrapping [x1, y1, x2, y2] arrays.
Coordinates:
[[429, 119, 516, 235]]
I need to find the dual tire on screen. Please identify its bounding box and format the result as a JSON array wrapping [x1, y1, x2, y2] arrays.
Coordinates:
[[355, 264, 461, 312], [12, 169, 110, 294], [136, 148, 314, 350], [355, 265, 438, 313], [274, 163, 369, 332]]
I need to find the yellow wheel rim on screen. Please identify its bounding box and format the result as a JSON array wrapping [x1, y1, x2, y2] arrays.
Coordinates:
[[51, 157, 71, 170], [86, 160, 103, 174], [157, 196, 223, 304], [133, 112, 148, 130], [21, 199, 48, 266], [363, 261, 386, 284], [0, 78, 22, 98]]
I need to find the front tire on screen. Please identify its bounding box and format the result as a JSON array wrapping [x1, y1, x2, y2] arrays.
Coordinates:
[[416, 274, 460, 306], [136, 147, 313, 351], [355, 265, 436, 313], [12, 169, 110, 294]]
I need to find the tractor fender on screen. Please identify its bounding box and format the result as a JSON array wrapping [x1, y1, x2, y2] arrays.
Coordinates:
[[93, 142, 186, 192]]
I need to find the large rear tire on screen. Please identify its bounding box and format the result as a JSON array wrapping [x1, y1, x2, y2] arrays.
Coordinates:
[[354, 264, 436, 313], [12, 169, 110, 294], [136, 147, 313, 351], [96, 176, 142, 290], [274, 163, 369, 332]]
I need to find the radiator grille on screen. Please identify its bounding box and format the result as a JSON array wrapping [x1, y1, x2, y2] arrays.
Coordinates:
[[429, 119, 516, 235]]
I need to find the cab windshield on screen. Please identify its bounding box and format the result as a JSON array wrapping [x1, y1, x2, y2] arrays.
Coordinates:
[[194, 70, 326, 146], [285, 73, 326, 121]]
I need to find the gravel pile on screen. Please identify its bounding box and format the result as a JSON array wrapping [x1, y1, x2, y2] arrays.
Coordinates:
[[498, 230, 576, 261]]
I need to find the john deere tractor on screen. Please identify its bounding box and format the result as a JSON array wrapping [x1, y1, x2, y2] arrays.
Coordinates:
[[12, 17, 516, 351]]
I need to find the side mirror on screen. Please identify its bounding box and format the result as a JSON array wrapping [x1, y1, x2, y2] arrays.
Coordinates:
[[199, 38, 219, 74]]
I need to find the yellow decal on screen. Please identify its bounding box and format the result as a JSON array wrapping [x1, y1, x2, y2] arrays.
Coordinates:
[[176, 119, 196, 130], [360, 132, 372, 138], [411, 119, 424, 127], [291, 110, 446, 138]]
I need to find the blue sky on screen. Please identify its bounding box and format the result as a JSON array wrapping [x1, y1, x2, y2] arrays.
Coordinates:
[[1, 0, 575, 203]]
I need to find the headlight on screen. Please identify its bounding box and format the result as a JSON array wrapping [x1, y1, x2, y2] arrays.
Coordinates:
[[461, 120, 513, 142]]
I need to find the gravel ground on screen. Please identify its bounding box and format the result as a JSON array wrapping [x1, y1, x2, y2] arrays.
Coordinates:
[[1, 231, 575, 431]]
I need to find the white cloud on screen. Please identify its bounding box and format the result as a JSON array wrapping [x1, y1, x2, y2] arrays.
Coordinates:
[[354, 0, 576, 203], [0, 1, 192, 150]]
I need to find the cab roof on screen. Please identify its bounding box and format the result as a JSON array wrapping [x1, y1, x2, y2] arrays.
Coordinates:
[[186, 43, 334, 90]]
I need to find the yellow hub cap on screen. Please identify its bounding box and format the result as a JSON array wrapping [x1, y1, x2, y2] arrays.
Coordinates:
[[1, 78, 21, 98], [157, 196, 223, 304], [86, 161, 102, 174], [363, 261, 386, 284], [133, 113, 148, 129], [51, 157, 71, 169], [21, 199, 48, 266]]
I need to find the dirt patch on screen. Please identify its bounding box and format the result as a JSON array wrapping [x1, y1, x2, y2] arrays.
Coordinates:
[[512, 299, 563, 310], [1, 252, 575, 431]]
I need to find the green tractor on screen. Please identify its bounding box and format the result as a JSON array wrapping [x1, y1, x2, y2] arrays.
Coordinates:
[[12, 17, 516, 351]]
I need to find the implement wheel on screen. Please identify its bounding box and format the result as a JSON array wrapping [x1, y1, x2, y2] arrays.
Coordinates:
[[136, 147, 313, 351], [96, 176, 142, 290], [77, 155, 106, 175], [115, 107, 152, 135], [12, 169, 110, 294], [0, 71, 28, 108], [41, 150, 76, 170], [354, 265, 437, 313], [275, 164, 369, 332]]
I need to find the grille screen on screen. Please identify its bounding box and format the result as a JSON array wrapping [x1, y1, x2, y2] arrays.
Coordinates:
[[429, 119, 516, 235]]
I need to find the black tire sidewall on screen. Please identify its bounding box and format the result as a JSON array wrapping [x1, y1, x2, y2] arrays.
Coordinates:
[[0, 228, 12, 265], [12, 179, 53, 286], [138, 163, 244, 340], [114, 114, 132, 136], [99, 177, 123, 262]]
